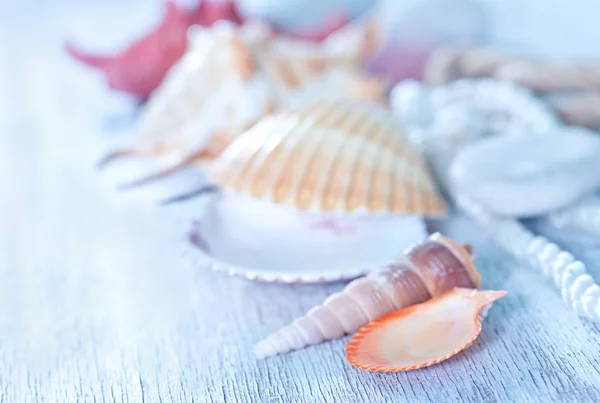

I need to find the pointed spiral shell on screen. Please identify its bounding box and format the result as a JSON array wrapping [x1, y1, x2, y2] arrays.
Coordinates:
[[254, 233, 480, 359], [459, 196, 600, 321]]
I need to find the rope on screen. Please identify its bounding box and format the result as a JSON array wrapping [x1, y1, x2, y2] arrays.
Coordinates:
[[458, 196, 600, 322]]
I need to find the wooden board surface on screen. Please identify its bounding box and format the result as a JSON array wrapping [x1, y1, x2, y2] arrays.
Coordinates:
[[1, 2, 600, 402]]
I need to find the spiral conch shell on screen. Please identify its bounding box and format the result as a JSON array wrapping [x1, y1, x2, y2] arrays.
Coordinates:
[[129, 21, 271, 159], [346, 288, 507, 372], [208, 98, 447, 215], [254, 233, 480, 359]]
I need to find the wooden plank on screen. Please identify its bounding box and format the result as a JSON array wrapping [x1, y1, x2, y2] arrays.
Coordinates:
[[1, 3, 599, 402]]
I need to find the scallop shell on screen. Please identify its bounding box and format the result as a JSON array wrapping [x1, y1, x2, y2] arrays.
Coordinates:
[[346, 288, 507, 372], [253, 233, 478, 359], [209, 99, 447, 215]]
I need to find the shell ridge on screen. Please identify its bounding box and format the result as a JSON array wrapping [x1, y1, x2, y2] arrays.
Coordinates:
[[369, 133, 396, 212], [329, 106, 383, 211], [323, 295, 369, 334], [371, 263, 426, 311], [344, 141, 379, 212], [244, 117, 295, 195], [430, 233, 482, 288], [270, 120, 320, 203], [316, 105, 376, 211], [345, 288, 506, 372], [214, 115, 281, 187], [248, 115, 304, 198], [291, 105, 352, 209], [309, 116, 364, 211], [396, 253, 435, 298]]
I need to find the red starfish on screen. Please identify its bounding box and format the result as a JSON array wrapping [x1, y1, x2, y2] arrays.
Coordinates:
[[65, 1, 243, 101]]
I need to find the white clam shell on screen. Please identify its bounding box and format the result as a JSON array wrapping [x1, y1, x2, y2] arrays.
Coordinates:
[[185, 192, 428, 283]]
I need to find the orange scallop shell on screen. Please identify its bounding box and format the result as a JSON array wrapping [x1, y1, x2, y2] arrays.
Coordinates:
[[346, 288, 507, 372]]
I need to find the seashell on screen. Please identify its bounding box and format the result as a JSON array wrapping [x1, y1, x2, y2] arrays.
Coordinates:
[[120, 18, 377, 158], [253, 233, 480, 359], [459, 195, 600, 322], [100, 20, 384, 190], [450, 127, 600, 217], [346, 288, 507, 372], [286, 67, 387, 107], [208, 98, 448, 215], [97, 21, 270, 170], [131, 21, 269, 157]]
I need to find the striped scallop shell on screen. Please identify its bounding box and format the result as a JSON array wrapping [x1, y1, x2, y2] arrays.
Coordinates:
[[209, 99, 448, 215]]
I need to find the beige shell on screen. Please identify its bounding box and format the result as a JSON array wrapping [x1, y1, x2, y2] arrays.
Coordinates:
[[209, 99, 448, 215], [286, 67, 387, 107], [256, 15, 380, 104], [253, 233, 480, 359], [134, 21, 269, 157]]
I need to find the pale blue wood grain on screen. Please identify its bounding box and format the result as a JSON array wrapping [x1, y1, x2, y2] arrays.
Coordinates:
[[1, 2, 600, 402]]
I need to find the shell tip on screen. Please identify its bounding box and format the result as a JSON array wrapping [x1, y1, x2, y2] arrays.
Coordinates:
[[253, 340, 274, 360], [476, 289, 508, 305]]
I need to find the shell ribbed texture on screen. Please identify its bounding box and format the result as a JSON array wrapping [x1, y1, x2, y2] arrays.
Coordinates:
[[253, 265, 428, 359], [253, 234, 476, 359], [459, 197, 600, 322], [211, 99, 447, 216]]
